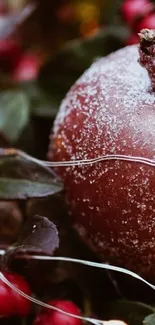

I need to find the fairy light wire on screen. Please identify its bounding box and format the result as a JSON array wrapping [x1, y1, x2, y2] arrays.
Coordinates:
[[20, 151, 155, 168], [0, 272, 100, 325], [1, 147, 155, 168], [0, 148, 155, 323], [0, 252, 155, 324]]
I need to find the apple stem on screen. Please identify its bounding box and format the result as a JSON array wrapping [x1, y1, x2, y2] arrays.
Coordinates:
[[139, 28, 155, 91]]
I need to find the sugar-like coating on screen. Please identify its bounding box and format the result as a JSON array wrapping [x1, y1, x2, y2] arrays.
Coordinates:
[[49, 45, 155, 279]]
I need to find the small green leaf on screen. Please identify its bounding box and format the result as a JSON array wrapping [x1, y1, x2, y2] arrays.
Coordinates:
[[22, 81, 56, 118], [38, 26, 130, 115], [101, 0, 123, 24], [2, 215, 59, 269], [0, 178, 62, 199], [0, 155, 63, 199], [0, 90, 29, 142], [102, 300, 155, 325], [143, 313, 155, 325]]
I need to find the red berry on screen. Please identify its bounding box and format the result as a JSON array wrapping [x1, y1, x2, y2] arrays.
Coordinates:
[[33, 300, 82, 325], [0, 40, 21, 72], [12, 54, 39, 82], [0, 274, 14, 316], [136, 13, 155, 32], [125, 34, 139, 45], [121, 0, 152, 24], [0, 272, 31, 317]]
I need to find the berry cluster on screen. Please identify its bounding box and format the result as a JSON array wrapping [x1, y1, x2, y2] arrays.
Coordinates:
[[121, 0, 155, 44], [0, 39, 39, 82], [0, 272, 82, 323], [0, 0, 39, 82], [0, 271, 127, 324]]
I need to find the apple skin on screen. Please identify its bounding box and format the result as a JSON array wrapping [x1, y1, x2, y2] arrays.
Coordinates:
[[48, 45, 155, 279]]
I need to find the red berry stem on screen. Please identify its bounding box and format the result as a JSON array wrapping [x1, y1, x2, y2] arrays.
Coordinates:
[[139, 28, 155, 91]]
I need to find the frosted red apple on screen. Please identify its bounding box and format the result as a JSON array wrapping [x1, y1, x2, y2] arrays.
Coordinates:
[[49, 30, 155, 279]]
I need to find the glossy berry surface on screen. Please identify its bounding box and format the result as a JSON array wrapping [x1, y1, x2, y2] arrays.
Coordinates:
[[50, 44, 155, 279], [121, 0, 152, 24], [0, 272, 31, 317], [33, 300, 82, 325]]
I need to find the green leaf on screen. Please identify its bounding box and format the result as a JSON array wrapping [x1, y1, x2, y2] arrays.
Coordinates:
[[0, 178, 62, 199], [101, 0, 123, 24], [0, 90, 29, 142], [102, 300, 155, 325], [143, 313, 155, 325], [21, 81, 57, 118], [0, 155, 63, 199], [2, 216, 59, 269], [38, 26, 130, 115]]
